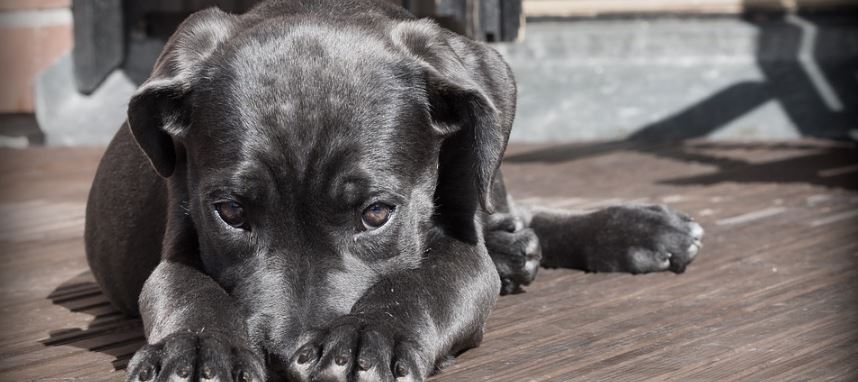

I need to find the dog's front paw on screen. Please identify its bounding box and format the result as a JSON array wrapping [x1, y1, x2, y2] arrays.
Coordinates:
[[286, 315, 427, 382], [484, 213, 542, 295], [126, 331, 265, 382], [586, 205, 704, 274]]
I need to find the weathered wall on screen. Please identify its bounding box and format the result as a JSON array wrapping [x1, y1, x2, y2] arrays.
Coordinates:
[[0, 0, 72, 113]]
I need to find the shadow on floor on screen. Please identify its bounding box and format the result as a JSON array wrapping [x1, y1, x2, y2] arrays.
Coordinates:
[[658, 143, 858, 190], [41, 271, 143, 371], [505, 140, 858, 191]]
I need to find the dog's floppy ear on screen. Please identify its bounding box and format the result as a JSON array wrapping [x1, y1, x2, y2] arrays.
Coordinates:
[[393, 20, 516, 219], [127, 8, 237, 178]]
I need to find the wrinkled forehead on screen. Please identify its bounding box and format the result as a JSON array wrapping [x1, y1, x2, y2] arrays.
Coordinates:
[[189, 20, 434, 184], [229, 21, 418, 123]]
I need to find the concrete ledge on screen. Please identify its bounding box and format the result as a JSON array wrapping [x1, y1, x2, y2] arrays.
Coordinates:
[[35, 55, 136, 146], [495, 13, 858, 142], [523, 0, 858, 17]]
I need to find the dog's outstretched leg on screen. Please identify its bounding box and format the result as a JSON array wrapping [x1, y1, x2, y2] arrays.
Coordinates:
[[482, 171, 704, 293], [522, 204, 704, 274]]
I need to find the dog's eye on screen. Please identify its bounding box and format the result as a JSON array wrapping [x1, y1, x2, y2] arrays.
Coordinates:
[[215, 201, 246, 228], [361, 202, 394, 230]]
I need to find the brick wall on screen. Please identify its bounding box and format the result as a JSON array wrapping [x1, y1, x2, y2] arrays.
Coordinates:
[[0, 0, 72, 113]]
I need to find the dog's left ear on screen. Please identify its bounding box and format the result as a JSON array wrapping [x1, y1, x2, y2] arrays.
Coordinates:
[[392, 20, 516, 220], [128, 8, 238, 178]]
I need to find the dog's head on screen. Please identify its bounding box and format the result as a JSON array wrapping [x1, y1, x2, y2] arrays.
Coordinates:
[[127, 6, 514, 354]]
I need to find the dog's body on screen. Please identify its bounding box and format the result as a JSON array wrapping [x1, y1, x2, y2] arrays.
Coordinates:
[[85, 1, 704, 381]]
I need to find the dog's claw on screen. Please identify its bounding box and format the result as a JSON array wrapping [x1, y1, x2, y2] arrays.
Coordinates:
[[335, 353, 349, 366], [176, 365, 190, 378], [394, 362, 409, 377], [296, 346, 315, 364], [357, 357, 370, 371], [201, 366, 214, 379], [137, 366, 153, 381]]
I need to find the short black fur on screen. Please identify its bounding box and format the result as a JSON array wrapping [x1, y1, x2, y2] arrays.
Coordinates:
[[84, 1, 705, 381]]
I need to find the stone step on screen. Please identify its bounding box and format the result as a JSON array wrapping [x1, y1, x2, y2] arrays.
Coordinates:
[[497, 12, 858, 142]]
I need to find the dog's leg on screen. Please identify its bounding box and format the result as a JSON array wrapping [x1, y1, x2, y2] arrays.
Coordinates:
[[481, 172, 542, 295], [482, 171, 703, 290], [284, 234, 500, 382], [125, 261, 266, 382], [522, 204, 705, 274]]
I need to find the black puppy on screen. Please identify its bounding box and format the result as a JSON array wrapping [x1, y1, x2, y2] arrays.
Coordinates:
[[84, 1, 704, 381]]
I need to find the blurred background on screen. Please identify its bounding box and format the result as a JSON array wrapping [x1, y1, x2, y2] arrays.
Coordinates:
[[1, 0, 856, 146]]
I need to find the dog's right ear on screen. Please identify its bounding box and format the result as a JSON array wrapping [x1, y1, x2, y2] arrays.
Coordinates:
[[127, 8, 237, 178]]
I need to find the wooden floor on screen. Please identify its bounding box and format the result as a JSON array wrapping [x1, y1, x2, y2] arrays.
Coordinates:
[[1, 140, 856, 381]]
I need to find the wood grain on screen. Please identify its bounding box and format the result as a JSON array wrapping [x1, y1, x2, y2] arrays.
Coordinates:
[[0, 140, 856, 381]]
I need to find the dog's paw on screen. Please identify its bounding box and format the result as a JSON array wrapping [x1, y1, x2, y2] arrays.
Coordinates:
[[484, 213, 542, 295], [126, 331, 265, 382], [286, 315, 427, 382], [586, 205, 704, 274]]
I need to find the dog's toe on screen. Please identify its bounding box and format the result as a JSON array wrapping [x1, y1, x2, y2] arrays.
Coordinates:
[[689, 221, 705, 241], [688, 242, 699, 258], [314, 325, 361, 382], [664, 218, 705, 274], [353, 329, 396, 382], [390, 342, 422, 382], [287, 343, 321, 381]]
